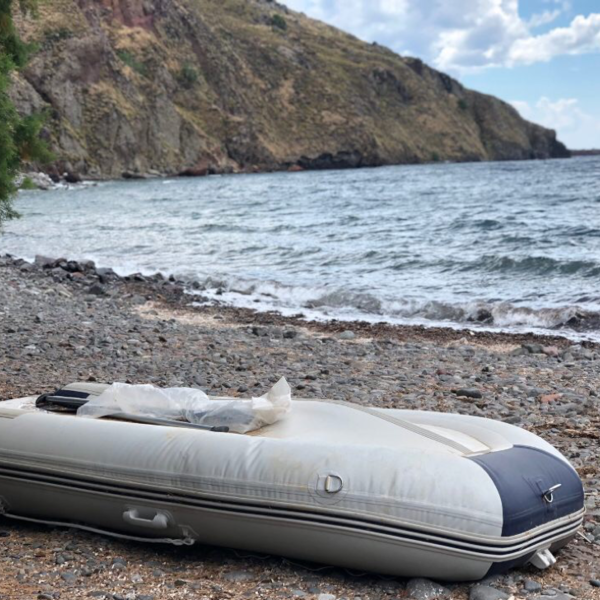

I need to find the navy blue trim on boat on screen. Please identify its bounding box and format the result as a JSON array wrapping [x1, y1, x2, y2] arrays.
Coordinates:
[[470, 445, 584, 537]]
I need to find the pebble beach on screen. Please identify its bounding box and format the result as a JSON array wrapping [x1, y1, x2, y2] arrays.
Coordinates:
[[1, 254, 599, 600]]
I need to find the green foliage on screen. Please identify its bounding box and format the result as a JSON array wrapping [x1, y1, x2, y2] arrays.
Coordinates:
[[177, 62, 199, 89], [430, 152, 440, 162], [14, 112, 53, 163], [116, 49, 148, 77], [271, 14, 287, 31], [0, 3, 32, 69], [1, 0, 50, 226], [0, 67, 19, 223], [458, 98, 469, 111], [19, 176, 37, 190], [18, 0, 38, 14]]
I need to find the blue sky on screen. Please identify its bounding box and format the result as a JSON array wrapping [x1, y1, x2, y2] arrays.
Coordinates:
[[281, 0, 600, 149]]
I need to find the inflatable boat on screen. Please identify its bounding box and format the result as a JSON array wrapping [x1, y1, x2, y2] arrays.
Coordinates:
[[0, 382, 584, 581]]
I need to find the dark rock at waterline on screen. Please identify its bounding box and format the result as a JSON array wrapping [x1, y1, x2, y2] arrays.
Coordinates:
[[469, 308, 494, 324], [566, 311, 600, 332], [64, 171, 82, 184], [122, 171, 148, 180], [34, 255, 57, 269], [64, 260, 82, 273], [47, 169, 61, 183], [96, 267, 119, 283], [298, 151, 364, 171], [179, 157, 218, 177], [49, 266, 69, 280]]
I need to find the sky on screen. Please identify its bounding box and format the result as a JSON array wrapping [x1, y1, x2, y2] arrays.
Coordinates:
[[280, 0, 600, 149]]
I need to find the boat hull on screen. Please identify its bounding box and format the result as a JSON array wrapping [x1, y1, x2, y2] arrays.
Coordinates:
[[0, 390, 585, 580]]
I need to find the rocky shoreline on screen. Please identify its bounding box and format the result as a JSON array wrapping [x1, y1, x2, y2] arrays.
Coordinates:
[[1, 254, 599, 600]]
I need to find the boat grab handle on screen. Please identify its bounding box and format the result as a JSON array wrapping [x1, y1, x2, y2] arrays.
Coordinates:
[[123, 509, 170, 530], [543, 484, 562, 504]]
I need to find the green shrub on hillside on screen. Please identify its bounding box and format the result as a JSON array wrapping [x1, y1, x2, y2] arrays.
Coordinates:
[[271, 14, 288, 31], [15, 112, 53, 164], [116, 49, 148, 77], [458, 98, 469, 111], [177, 62, 199, 89], [43, 27, 73, 47]]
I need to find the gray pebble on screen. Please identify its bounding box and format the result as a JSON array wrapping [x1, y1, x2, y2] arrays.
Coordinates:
[[469, 585, 510, 600], [523, 580, 543, 593], [534, 591, 573, 600], [60, 571, 77, 583], [223, 570, 254, 583], [406, 578, 450, 599]]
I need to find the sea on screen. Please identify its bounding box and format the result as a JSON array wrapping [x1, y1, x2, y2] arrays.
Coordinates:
[[2, 156, 600, 341]]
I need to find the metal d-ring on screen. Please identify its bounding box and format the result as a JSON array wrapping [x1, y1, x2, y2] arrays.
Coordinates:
[[543, 484, 562, 504], [324, 474, 344, 494]]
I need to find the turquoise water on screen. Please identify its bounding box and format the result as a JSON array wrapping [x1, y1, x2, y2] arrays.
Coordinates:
[[3, 157, 600, 339]]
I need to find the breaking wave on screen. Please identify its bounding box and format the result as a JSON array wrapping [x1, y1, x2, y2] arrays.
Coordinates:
[[3, 156, 600, 341], [191, 277, 600, 340]]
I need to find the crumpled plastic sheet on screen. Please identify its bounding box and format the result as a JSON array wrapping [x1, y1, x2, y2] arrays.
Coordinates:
[[76, 377, 292, 434]]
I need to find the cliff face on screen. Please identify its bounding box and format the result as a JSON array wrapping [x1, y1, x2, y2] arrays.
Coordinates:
[[11, 0, 570, 178]]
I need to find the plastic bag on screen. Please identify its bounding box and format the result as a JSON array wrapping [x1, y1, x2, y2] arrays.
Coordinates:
[[76, 377, 292, 434]]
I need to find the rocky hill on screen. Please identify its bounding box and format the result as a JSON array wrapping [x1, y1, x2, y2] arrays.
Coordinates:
[[10, 0, 569, 178]]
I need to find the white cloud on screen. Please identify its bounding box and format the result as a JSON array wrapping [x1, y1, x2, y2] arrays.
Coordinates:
[[281, 0, 600, 73], [511, 97, 600, 149], [527, 9, 561, 29], [508, 14, 600, 65]]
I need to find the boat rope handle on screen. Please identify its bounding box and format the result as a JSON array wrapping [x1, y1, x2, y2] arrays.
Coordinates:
[[1, 512, 196, 546]]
